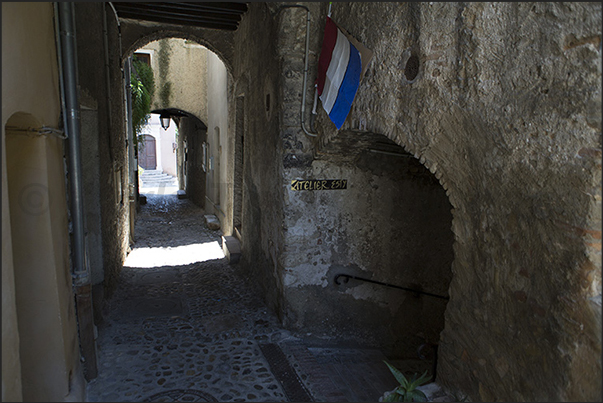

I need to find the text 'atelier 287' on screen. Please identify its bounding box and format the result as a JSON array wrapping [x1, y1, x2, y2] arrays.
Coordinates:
[[291, 179, 348, 191]]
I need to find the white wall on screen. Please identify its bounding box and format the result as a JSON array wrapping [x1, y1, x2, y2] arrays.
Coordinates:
[[141, 114, 177, 176], [206, 51, 230, 228]]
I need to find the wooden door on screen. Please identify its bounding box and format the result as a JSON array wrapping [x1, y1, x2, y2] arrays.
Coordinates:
[[138, 135, 156, 170]]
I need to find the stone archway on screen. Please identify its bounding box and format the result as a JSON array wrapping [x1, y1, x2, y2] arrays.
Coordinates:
[[122, 29, 234, 78], [124, 31, 234, 232]]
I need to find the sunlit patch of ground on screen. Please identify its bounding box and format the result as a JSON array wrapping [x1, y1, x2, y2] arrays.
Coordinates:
[[124, 241, 225, 268], [139, 183, 179, 196]]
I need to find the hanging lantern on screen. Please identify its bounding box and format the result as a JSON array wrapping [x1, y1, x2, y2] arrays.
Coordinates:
[[160, 113, 171, 130]]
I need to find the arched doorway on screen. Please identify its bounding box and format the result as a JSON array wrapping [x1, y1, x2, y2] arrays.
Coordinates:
[[125, 35, 232, 229], [138, 134, 156, 170]]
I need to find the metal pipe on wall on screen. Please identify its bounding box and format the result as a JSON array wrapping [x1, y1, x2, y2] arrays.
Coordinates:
[[56, 1, 98, 380], [125, 57, 134, 187], [102, 2, 113, 132], [275, 5, 318, 138], [57, 2, 87, 285], [124, 56, 138, 245]]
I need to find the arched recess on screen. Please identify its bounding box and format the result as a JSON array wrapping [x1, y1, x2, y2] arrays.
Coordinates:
[[374, 129, 460, 378], [4, 112, 81, 401], [313, 131, 454, 378], [349, 123, 468, 390], [358, 140, 455, 362]]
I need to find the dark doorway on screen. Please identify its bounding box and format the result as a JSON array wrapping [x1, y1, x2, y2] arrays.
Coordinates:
[[138, 134, 156, 170]]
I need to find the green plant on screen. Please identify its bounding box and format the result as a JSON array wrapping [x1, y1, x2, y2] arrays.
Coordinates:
[[383, 361, 431, 402], [130, 57, 155, 146]]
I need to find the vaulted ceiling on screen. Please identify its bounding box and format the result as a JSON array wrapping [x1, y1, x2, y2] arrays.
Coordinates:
[[111, 2, 248, 31]]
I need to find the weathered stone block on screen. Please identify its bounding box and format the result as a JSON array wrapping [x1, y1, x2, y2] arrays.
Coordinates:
[[204, 215, 220, 230], [222, 235, 241, 264], [177, 190, 187, 199]]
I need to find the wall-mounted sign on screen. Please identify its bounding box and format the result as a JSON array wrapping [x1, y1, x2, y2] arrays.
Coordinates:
[[291, 179, 348, 191]]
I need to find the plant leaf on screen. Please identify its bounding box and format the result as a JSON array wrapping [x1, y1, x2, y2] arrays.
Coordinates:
[[384, 361, 409, 387], [384, 390, 403, 402], [383, 392, 395, 402], [407, 390, 428, 402], [408, 370, 431, 390]]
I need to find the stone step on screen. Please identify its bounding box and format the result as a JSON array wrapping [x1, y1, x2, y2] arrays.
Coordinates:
[[222, 236, 241, 264], [139, 170, 177, 186], [141, 182, 178, 187], [204, 215, 221, 230], [141, 177, 176, 182], [141, 177, 177, 182], [141, 181, 178, 187], [140, 173, 174, 179]]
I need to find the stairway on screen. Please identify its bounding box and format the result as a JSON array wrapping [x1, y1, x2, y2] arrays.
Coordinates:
[[139, 169, 178, 188]]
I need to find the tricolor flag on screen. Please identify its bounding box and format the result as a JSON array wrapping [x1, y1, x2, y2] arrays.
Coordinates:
[[316, 16, 372, 129]]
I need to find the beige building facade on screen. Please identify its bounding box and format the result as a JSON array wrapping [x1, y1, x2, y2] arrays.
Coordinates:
[[2, 3, 84, 401]]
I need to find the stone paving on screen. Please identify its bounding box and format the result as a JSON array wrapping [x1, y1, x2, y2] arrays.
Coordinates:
[[86, 193, 452, 402]]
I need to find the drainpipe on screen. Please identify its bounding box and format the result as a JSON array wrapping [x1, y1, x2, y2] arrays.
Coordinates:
[[56, 1, 98, 380], [124, 56, 137, 244], [102, 3, 113, 133], [124, 57, 134, 187], [276, 5, 318, 138]]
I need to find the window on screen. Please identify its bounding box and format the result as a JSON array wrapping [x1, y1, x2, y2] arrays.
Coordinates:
[[133, 52, 151, 66], [202, 142, 208, 173]]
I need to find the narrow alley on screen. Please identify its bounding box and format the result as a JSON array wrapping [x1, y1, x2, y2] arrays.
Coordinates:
[[86, 192, 440, 402], [3, 3, 601, 402]]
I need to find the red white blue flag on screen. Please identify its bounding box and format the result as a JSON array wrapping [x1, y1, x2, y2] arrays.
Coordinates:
[[316, 16, 371, 129]]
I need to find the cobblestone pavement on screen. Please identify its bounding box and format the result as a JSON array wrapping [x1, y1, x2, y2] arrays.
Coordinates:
[[86, 194, 451, 402]]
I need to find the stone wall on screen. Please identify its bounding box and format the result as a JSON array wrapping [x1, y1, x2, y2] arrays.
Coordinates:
[[233, 3, 287, 315], [75, 3, 131, 298], [269, 2, 601, 401], [142, 38, 209, 125]]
